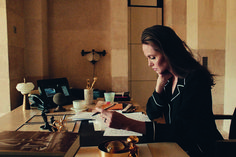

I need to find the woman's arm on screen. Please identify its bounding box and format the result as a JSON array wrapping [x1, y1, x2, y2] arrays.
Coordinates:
[[155, 71, 172, 93], [95, 107, 146, 134], [146, 72, 172, 120]]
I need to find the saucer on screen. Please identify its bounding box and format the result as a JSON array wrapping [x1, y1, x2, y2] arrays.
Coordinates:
[[71, 107, 88, 112]]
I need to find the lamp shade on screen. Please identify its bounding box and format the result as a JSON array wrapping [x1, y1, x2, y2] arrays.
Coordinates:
[[16, 82, 34, 95]]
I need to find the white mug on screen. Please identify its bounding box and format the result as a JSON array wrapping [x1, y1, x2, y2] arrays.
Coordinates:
[[73, 100, 85, 109], [84, 89, 93, 105]]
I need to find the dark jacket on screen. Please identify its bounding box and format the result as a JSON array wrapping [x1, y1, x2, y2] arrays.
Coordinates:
[[145, 70, 223, 157]]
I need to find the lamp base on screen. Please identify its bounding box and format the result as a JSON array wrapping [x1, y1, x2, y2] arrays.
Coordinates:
[[54, 105, 66, 112], [23, 94, 30, 110]]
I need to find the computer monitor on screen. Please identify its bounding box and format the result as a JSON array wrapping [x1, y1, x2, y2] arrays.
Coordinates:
[[37, 77, 72, 107]]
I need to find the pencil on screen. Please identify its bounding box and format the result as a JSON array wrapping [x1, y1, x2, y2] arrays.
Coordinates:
[[92, 103, 116, 116]]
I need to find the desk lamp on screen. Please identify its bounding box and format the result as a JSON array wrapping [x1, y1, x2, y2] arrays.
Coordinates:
[[16, 78, 34, 110]]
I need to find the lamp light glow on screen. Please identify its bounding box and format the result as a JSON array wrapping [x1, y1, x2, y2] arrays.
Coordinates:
[[16, 78, 34, 110]]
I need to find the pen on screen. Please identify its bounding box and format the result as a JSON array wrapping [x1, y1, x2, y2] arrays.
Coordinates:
[[92, 103, 116, 116], [86, 79, 90, 89]]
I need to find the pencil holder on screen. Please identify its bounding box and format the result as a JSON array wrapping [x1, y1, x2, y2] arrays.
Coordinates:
[[84, 88, 93, 105]]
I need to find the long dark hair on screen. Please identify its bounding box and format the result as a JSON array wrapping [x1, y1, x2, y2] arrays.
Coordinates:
[[141, 25, 215, 87]]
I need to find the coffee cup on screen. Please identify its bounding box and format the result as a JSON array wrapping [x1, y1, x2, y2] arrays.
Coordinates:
[[104, 92, 115, 103], [73, 100, 85, 109]]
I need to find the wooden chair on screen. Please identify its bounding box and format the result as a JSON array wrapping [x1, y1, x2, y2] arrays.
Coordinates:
[[214, 107, 236, 157]]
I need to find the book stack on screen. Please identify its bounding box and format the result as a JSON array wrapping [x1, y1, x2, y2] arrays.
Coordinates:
[[114, 92, 130, 101]]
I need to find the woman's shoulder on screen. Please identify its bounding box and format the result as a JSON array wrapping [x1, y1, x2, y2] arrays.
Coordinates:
[[185, 68, 212, 85]]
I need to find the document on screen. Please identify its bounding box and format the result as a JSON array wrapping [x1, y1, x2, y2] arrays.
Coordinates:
[[70, 111, 151, 137], [103, 128, 143, 136], [103, 112, 150, 136], [122, 112, 151, 122], [69, 112, 98, 121]]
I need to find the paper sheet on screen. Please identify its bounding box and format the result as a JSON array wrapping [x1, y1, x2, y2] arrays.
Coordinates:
[[69, 112, 98, 121], [103, 112, 151, 136], [122, 112, 151, 122], [92, 119, 107, 131], [70, 111, 151, 137], [103, 128, 143, 136]]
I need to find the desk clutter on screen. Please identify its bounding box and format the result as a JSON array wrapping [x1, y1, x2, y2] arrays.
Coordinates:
[[70, 101, 150, 137], [16, 112, 78, 133], [95, 101, 136, 113], [13, 76, 147, 157]]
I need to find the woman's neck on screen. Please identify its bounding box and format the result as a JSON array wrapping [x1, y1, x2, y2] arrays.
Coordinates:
[[172, 75, 178, 94]]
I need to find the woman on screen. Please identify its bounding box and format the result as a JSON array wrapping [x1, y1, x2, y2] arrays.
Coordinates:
[[96, 25, 223, 156]]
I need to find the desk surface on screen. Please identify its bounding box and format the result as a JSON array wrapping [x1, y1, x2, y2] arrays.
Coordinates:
[[0, 104, 189, 157], [76, 143, 188, 157]]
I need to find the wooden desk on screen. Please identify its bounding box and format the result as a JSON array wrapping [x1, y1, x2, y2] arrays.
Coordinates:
[[76, 143, 189, 157], [0, 105, 189, 157]]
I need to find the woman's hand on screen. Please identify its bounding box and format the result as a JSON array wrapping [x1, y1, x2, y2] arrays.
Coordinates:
[[96, 107, 129, 129], [156, 70, 173, 93], [95, 107, 146, 134]]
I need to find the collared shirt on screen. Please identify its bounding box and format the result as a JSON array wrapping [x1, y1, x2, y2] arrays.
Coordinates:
[[145, 69, 223, 156]]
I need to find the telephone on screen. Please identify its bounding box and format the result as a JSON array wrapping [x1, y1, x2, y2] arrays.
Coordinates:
[[29, 94, 56, 112], [29, 78, 73, 112]]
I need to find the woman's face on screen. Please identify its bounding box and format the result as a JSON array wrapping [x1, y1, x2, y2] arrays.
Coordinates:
[[142, 44, 169, 74]]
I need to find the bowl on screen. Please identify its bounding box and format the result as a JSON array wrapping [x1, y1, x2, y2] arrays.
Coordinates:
[[98, 140, 129, 157]]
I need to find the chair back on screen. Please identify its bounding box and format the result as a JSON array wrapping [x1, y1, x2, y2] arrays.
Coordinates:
[[229, 107, 236, 139], [214, 107, 236, 157]]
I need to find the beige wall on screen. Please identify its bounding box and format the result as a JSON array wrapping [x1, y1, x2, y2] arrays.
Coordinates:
[[46, 0, 128, 92], [110, 0, 128, 92], [166, 0, 226, 111], [2, 0, 236, 118], [24, 0, 48, 81], [128, 2, 162, 109], [129, 0, 226, 111], [165, 0, 187, 40], [0, 0, 10, 115], [47, 0, 112, 91], [225, 0, 236, 115], [186, 0, 226, 114], [5, 0, 129, 110], [6, 0, 25, 110]]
